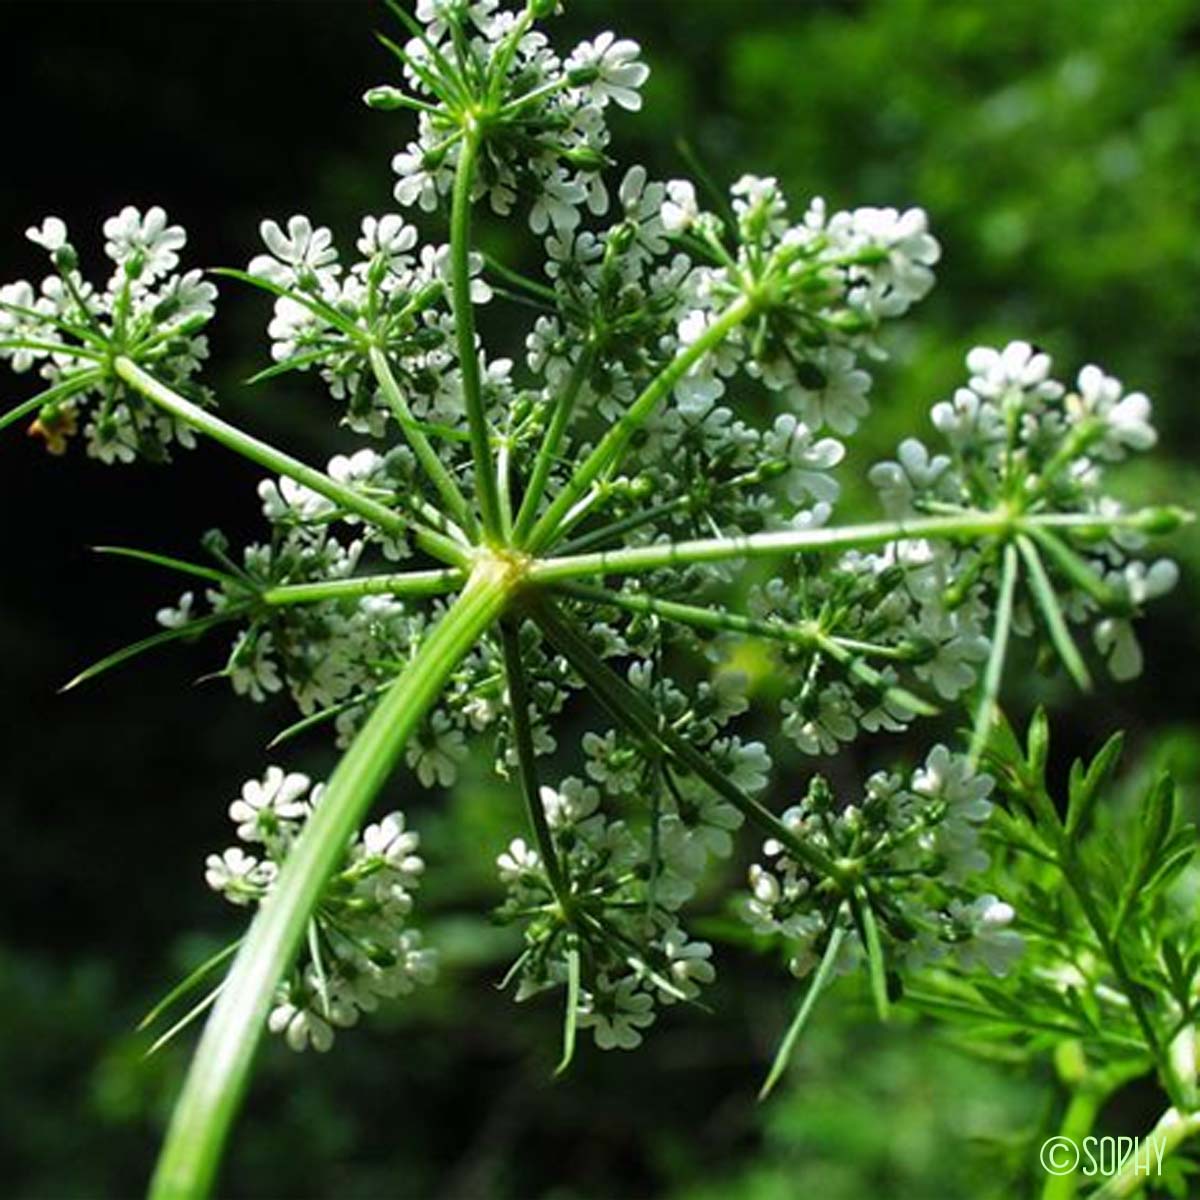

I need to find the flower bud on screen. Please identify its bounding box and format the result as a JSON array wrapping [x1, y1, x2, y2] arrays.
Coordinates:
[[363, 86, 407, 111], [561, 145, 608, 173], [1130, 506, 1192, 535]]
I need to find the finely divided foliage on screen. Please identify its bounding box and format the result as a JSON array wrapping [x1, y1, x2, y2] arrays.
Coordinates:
[[0, 1, 1192, 1196]]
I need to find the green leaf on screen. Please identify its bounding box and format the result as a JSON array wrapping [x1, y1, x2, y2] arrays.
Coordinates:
[[137, 939, 243, 1032], [759, 923, 846, 1100], [93, 544, 236, 587], [145, 982, 227, 1059], [60, 611, 238, 692], [1025, 707, 1051, 789], [244, 348, 335, 385], [1066, 731, 1124, 838], [1016, 534, 1093, 691], [555, 940, 581, 1077], [267, 686, 385, 749]]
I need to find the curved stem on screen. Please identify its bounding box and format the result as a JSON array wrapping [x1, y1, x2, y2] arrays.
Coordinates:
[[1093, 1106, 1200, 1199], [525, 295, 756, 553], [449, 131, 502, 541], [148, 561, 514, 1199]]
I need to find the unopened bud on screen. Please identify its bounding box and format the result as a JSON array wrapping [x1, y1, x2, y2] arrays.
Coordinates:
[[1130, 505, 1192, 535], [363, 86, 408, 111], [561, 145, 607, 172]]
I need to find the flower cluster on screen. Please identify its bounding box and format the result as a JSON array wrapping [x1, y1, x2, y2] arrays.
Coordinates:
[[2, 0, 1187, 1087], [245, 212, 493, 439], [375, 1, 648, 230], [206, 765, 436, 1051], [0, 208, 215, 461], [871, 341, 1177, 681], [743, 745, 1023, 981]]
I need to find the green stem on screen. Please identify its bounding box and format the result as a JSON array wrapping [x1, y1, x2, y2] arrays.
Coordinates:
[[498, 621, 566, 899], [531, 512, 1011, 583], [525, 295, 757, 552], [531, 598, 850, 888], [260, 567, 466, 607], [114, 358, 411, 550], [969, 541, 1019, 763], [513, 348, 592, 544], [554, 463, 779, 557], [0, 368, 103, 433], [1093, 1106, 1200, 1199], [148, 560, 514, 1199], [449, 131, 502, 541], [368, 345, 477, 537]]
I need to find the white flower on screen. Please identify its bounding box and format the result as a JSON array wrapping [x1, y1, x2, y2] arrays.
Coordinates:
[[794, 346, 872, 436], [577, 975, 656, 1049], [229, 765, 313, 843], [869, 438, 951, 517], [497, 837, 540, 883], [952, 894, 1024, 977], [540, 778, 601, 829], [731, 175, 789, 240], [657, 927, 715, 1004], [1094, 559, 1178, 680], [1069, 364, 1156, 459], [249, 214, 340, 288], [406, 709, 467, 787], [26, 216, 68, 252], [840, 205, 940, 316], [360, 811, 424, 882], [965, 341, 1063, 405], [763, 414, 844, 505], [356, 214, 418, 266], [204, 846, 276, 903], [660, 180, 699, 234], [156, 591, 195, 629], [566, 32, 649, 111], [102, 205, 187, 281], [268, 1001, 335, 1052], [229, 632, 283, 702], [913, 745, 995, 881]]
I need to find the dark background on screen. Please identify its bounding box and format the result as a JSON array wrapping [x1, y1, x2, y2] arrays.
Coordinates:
[[2, 2, 1199, 1197]]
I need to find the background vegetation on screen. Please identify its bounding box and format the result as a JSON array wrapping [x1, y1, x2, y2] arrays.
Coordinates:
[[2, 1, 1197, 1196]]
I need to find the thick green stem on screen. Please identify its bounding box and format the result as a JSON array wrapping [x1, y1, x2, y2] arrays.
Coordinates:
[[368, 344, 477, 537], [530, 512, 1010, 583], [525, 295, 757, 552], [531, 598, 850, 887], [148, 561, 513, 1200], [449, 131, 503, 541]]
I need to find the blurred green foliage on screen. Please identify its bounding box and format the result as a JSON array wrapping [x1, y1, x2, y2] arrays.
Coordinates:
[[2, 1, 1198, 1196]]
